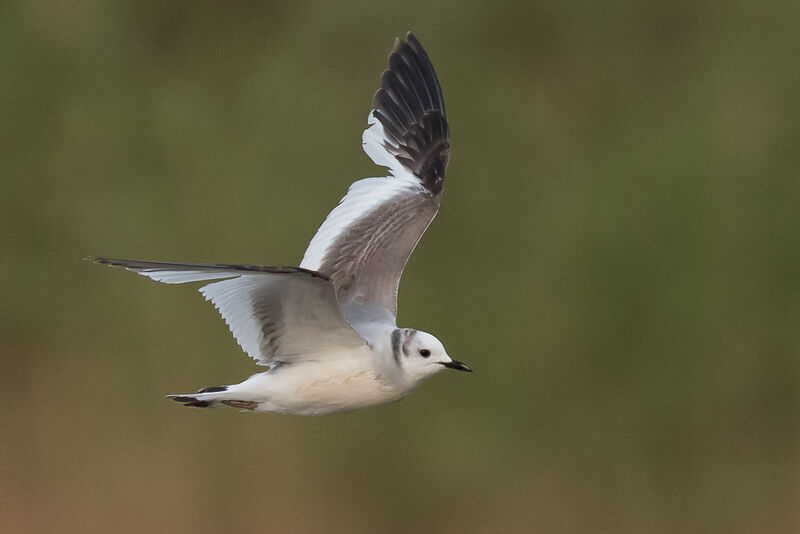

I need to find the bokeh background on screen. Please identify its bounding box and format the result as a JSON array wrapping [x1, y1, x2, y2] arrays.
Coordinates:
[[3, 1, 800, 532]]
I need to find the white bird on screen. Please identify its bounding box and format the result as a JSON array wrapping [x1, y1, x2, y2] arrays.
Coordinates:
[[92, 33, 471, 416]]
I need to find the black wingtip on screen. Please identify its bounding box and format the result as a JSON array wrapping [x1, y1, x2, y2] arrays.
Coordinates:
[[372, 32, 450, 195], [88, 257, 127, 268], [405, 32, 421, 50], [86, 257, 333, 281]]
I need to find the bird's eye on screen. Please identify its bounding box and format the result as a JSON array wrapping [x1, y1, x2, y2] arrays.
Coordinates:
[[419, 349, 431, 358]]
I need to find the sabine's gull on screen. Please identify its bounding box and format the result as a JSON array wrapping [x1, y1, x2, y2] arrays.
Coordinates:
[[91, 33, 471, 415]]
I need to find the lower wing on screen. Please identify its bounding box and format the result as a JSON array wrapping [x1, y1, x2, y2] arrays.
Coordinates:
[[91, 258, 367, 366]]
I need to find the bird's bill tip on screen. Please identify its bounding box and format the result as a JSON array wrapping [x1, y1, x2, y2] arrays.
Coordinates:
[[441, 359, 472, 372]]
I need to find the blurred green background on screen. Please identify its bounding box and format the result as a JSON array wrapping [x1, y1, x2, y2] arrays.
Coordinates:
[[3, 1, 800, 532]]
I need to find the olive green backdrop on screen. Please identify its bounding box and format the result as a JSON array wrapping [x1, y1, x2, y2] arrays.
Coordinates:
[[2, 1, 799, 532]]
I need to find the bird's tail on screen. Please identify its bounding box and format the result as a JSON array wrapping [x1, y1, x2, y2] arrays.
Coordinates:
[[167, 386, 259, 411]]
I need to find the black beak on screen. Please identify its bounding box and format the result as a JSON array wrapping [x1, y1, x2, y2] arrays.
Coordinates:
[[441, 359, 472, 372]]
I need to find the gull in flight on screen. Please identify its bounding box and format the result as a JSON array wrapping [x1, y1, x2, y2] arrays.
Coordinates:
[[92, 33, 470, 415]]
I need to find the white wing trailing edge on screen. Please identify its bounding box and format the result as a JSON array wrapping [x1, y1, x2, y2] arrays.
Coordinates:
[[199, 274, 366, 365], [362, 114, 410, 178]]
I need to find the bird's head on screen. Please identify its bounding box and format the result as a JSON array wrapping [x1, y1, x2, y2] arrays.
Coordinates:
[[391, 328, 471, 383]]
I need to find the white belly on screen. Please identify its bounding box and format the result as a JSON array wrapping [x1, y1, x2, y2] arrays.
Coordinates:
[[238, 359, 408, 416]]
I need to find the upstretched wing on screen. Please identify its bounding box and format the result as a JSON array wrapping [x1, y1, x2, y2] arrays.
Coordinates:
[[300, 33, 450, 320], [92, 258, 367, 365]]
